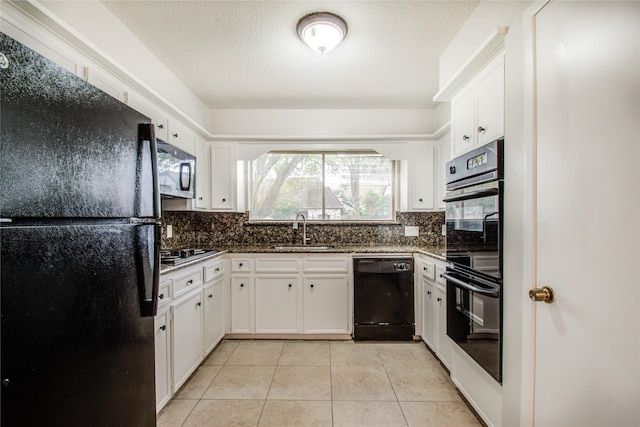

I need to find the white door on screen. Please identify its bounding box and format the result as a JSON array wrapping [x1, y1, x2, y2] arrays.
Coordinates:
[[532, 1, 639, 426]]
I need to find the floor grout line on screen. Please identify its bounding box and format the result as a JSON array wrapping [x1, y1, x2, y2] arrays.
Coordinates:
[[159, 339, 483, 427]]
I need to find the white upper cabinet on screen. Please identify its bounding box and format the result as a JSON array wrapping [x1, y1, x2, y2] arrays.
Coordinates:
[[194, 139, 211, 210], [126, 92, 169, 142], [211, 144, 236, 210], [167, 118, 196, 156], [409, 145, 435, 210], [451, 53, 504, 156]]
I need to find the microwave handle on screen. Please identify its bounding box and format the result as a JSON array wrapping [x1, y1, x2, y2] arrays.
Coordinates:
[[441, 272, 500, 296], [179, 162, 192, 191], [443, 187, 499, 203]]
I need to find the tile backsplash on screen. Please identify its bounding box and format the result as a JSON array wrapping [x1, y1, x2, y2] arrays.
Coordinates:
[[161, 211, 444, 250]]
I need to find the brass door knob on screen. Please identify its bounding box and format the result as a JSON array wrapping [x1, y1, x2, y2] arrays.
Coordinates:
[[529, 286, 555, 304]]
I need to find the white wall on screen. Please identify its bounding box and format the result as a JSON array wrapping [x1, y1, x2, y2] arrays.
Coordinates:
[[209, 108, 437, 137]]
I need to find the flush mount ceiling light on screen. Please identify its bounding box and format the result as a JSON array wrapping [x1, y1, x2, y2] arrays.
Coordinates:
[[296, 12, 348, 54]]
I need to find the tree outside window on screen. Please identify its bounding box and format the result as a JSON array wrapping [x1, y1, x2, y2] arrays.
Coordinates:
[[250, 152, 394, 221]]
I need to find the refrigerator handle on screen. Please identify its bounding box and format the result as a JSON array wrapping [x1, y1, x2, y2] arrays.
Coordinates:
[[136, 224, 160, 317], [137, 123, 161, 219]]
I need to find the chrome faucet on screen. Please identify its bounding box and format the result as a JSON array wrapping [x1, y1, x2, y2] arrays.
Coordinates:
[[293, 213, 310, 246]]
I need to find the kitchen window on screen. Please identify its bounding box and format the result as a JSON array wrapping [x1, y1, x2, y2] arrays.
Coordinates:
[[249, 151, 395, 221]]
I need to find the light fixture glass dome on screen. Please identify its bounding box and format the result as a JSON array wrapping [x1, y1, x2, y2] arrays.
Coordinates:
[[296, 12, 348, 54]]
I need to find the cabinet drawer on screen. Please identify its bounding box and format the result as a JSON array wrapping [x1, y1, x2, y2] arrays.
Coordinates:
[[158, 279, 172, 307], [204, 259, 224, 282], [421, 261, 436, 281], [173, 269, 203, 297], [255, 258, 299, 273], [303, 257, 349, 273], [231, 258, 252, 273]]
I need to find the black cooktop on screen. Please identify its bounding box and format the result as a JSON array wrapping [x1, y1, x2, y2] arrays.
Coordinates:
[[160, 249, 217, 265]]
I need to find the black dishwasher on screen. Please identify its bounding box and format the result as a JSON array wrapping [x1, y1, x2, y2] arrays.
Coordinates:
[[353, 256, 415, 341]]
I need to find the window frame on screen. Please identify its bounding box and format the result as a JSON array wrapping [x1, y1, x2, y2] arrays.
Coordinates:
[[248, 150, 397, 223]]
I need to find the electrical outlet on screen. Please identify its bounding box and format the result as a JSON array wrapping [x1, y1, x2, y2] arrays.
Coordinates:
[[166, 224, 172, 238], [404, 226, 419, 237]]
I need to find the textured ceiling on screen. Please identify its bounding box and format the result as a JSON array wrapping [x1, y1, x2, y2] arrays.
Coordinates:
[[101, 1, 479, 109]]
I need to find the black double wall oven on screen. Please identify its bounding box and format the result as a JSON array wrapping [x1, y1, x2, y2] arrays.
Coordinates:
[[442, 139, 503, 384]]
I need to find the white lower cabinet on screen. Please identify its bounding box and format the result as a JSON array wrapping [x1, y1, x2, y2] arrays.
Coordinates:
[[228, 254, 352, 337], [230, 276, 254, 333], [154, 308, 171, 412], [417, 255, 451, 369], [303, 276, 350, 334], [155, 255, 226, 412], [203, 277, 225, 354], [421, 274, 436, 349], [171, 289, 204, 392], [255, 276, 301, 333], [435, 265, 451, 368]]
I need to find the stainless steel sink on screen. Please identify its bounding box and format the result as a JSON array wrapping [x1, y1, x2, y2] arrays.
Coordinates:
[[273, 245, 333, 252]]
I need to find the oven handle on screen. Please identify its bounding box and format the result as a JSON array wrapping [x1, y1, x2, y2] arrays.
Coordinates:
[[442, 187, 499, 203], [441, 272, 500, 296]]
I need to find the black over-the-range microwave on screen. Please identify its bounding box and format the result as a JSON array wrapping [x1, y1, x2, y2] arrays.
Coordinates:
[[156, 139, 196, 199]]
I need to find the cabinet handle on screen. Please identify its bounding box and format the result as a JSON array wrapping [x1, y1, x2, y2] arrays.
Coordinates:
[[427, 291, 431, 296], [159, 293, 164, 299], [208, 294, 213, 299], [288, 284, 292, 288], [196, 302, 202, 307], [222, 198, 226, 202], [215, 267, 220, 272], [239, 263, 243, 267], [198, 197, 203, 200], [477, 126, 485, 133], [158, 124, 164, 129], [462, 135, 470, 141], [437, 297, 442, 302], [418, 198, 423, 202], [159, 325, 166, 331], [310, 284, 314, 288], [187, 279, 193, 285], [173, 133, 179, 138], [240, 283, 244, 288]]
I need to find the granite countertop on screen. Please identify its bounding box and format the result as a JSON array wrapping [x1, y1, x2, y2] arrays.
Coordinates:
[[160, 245, 446, 275], [211, 244, 446, 261]]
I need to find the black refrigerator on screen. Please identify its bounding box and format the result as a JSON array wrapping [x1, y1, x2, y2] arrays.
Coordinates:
[[0, 33, 160, 426]]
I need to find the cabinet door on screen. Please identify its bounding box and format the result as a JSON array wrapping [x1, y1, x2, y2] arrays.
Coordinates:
[[126, 92, 168, 142], [167, 118, 195, 155], [451, 84, 476, 156], [435, 135, 451, 210], [194, 139, 211, 210], [211, 145, 234, 210], [409, 145, 435, 210], [303, 276, 349, 334], [230, 276, 253, 333], [154, 310, 171, 412], [172, 290, 204, 392], [203, 278, 225, 354], [421, 278, 436, 350], [255, 276, 301, 333], [476, 55, 505, 146], [83, 66, 128, 103], [435, 282, 451, 369]]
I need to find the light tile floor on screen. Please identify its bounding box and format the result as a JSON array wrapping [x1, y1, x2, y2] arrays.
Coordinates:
[[158, 339, 484, 427]]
